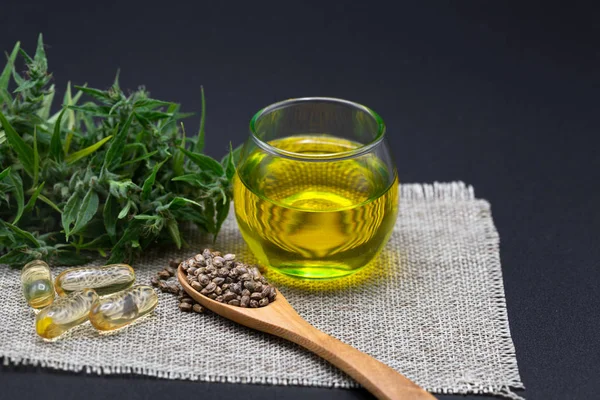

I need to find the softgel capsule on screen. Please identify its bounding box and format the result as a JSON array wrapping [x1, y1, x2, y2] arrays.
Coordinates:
[[89, 285, 158, 331], [21, 260, 55, 309], [35, 288, 98, 340], [55, 264, 135, 296]]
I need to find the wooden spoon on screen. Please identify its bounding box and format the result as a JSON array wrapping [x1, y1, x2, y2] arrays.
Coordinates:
[[178, 266, 435, 400]]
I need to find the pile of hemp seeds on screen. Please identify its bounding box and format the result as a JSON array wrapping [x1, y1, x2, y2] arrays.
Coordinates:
[[151, 249, 277, 313]]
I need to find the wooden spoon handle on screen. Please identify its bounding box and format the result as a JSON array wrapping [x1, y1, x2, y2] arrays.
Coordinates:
[[278, 319, 436, 400]]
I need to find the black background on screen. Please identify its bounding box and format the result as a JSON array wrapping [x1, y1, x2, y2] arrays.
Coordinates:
[[1, 2, 598, 399]]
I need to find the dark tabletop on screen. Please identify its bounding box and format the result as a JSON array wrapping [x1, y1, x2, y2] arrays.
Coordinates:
[[1, 2, 598, 399]]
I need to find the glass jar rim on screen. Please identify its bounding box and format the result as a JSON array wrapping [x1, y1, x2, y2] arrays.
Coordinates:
[[249, 97, 386, 161]]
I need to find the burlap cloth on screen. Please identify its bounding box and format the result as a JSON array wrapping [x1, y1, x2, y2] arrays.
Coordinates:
[[0, 182, 524, 399]]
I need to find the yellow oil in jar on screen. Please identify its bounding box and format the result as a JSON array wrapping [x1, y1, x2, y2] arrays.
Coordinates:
[[234, 135, 398, 279]]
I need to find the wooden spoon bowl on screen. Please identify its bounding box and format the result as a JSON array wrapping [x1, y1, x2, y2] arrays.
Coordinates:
[[178, 265, 435, 400]]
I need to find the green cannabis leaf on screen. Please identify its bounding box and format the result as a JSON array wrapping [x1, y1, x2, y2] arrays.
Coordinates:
[[0, 35, 234, 267]]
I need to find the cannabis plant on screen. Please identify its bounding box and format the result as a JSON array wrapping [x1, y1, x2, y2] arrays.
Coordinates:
[[0, 35, 234, 267]]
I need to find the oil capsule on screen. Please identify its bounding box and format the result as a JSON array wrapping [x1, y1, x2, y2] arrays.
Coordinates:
[[89, 285, 158, 331], [55, 264, 135, 296], [21, 260, 55, 309], [35, 289, 98, 340]]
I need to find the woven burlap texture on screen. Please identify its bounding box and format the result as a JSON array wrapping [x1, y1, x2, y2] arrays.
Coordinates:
[[0, 182, 524, 399]]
